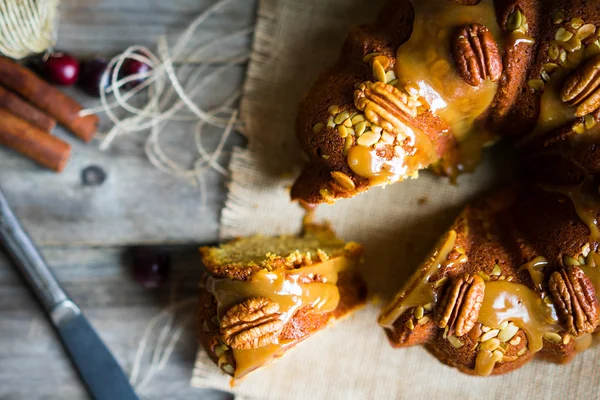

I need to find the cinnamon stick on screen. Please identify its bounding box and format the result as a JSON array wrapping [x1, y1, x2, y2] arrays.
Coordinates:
[[0, 85, 56, 131], [0, 56, 99, 142], [0, 108, 71, 172]]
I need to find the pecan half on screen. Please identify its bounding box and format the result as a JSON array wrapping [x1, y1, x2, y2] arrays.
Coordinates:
[[354, 81, 417, 133], [549, 266, 599, 336], [435, 274, 485, 336], [435, 273, 485, 337], [561, 55, 600, 117], [452, 24, 503, 86], [220, 297, 284, 350]]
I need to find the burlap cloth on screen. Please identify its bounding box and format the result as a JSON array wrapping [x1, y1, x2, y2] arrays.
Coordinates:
[[191, 0, 600, 398]]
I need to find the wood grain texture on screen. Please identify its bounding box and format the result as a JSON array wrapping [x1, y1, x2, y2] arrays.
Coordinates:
[[0, 0, 256, 398], [0, 245, 230, 399], [0, 0, 255, 246]]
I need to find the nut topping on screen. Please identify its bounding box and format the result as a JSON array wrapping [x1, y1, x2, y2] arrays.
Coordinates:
[[220, 297, 284, 350], [435, 273, 486, 337], [452, 24, 503, 87], [548, 266, 599, 336], [354, 81, 417, 133], [561, 55, 600, 117]]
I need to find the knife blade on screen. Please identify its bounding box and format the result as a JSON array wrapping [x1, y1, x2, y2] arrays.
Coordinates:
[[0, 187, 139, 400]]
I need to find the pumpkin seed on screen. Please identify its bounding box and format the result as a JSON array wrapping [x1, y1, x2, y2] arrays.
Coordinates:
[[570, 17, 584, 29], [528, 79, 545, 91], [543, 332, 562, 343], [355, 121, 367, 135], [574, 122, 586, 134], [479, 338, 500, 352], [413, 306, 424, 319], [334, 110, 350, 125], [328, 105, 340, 115], [585, 114, 596, 129], [551, 10, 565, 25], [506, 9, 523, 32], [357, 130, 381, 147], [577, 24, 596, 40], [547, 44, 560, 60], [331, 171, 355, 190], [556, 27, 573, 42], [372, 59, 387, 83], [491, 265, 502, 276], [343, 135, 354, 155], [362, 52, 380, 63], [448, 335, 464, 349], [498, 323, 519, 342], [481, 329, 500, 342]]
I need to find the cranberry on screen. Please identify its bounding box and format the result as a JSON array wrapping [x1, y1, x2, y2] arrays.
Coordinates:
[[79, 58, 111, 97], [132, 247, 170, 288], [42, 53, 80, 86], [120, 57, 152, 89]]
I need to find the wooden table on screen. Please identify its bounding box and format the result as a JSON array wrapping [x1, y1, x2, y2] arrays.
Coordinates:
[[0, 1, 255, 398]]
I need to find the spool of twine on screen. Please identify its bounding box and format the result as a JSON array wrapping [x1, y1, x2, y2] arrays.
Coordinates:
[[0, 0, 59, 59]]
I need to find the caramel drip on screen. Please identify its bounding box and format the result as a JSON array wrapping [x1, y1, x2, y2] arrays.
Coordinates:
[[347, 125, 436, 187], [477, 281, 559, 353], [574, 333, 593, 353], [541, 170, 600, 241], [580, 263, 600, 298], [396, 0, 501, 161], [300, 201, 317, 227], [379, 230, 457, 328], [518, 256, 548, 292], [506, 31, 535, 47], [475, 349, 502, 377], [535, 69, 577, 135], [206, 256, 354, 378], [575, 332, 600, 353]]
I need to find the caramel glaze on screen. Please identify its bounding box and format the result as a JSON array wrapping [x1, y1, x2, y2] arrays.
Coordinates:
[[529, 43, 600, 141], [379, 230, 458, 328], [347, 131, 437, 187], [396, 0, 503, 175], [477, 281, 558, 353], [518, 256, 548, 292], [540, 167, 600, 242], [206, 256, 355, 378]]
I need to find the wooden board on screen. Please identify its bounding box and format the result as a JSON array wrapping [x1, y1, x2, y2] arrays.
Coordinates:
[[0, 0, 256, 398], [0, 0, 255, 247], [0, 245, 230, 399]]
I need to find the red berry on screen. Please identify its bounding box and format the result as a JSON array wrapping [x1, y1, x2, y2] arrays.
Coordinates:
[[132, 247, 170, 288], [42, 53, 80, 86], [120, 58, 152, 89], [79, 58, 110, 97]]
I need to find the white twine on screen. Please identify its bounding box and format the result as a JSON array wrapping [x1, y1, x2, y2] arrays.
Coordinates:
[[80, 0, 253, 194], [0, 0, 58, 59]]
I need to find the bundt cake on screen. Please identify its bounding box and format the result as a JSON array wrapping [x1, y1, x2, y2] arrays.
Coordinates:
[[197, 224, 366, 379], [380, 131, 600, 375], [286, 0, 600, 376], [290, 0, 600, 204]]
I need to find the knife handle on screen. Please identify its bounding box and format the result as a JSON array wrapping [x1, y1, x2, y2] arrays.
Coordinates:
[[0, 187, 76, 322]]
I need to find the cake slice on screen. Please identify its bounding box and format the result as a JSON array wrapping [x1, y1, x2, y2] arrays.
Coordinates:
[[197, 224, 367, 379]]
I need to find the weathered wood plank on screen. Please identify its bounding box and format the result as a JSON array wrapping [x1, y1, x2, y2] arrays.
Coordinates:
[[0, 245, 230, 399], [0, 0, 256, 246]]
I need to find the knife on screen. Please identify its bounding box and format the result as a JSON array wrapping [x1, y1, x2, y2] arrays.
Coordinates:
[[0, 187, 139, 400]]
